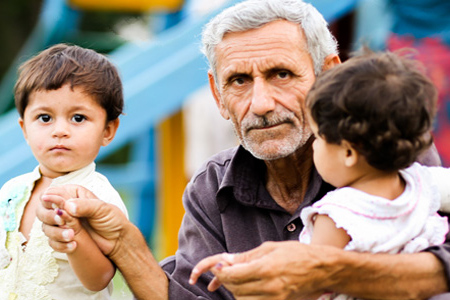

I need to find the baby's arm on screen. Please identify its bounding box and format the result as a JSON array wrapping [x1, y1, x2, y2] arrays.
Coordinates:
[[43, 192, 115, 291], [303, 214, 351, 300], [427, 166, 450, 212], [310, 214, 351, 248]]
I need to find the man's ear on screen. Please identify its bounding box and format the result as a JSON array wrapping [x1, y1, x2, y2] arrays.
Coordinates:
[[18, 117, 28, 143], [102, 118, 120, 146], [341, 140, 358, 168], [208, 70, 230, 120], [322, 54, 341, 72]]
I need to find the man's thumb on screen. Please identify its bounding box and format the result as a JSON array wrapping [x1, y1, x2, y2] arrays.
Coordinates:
[[228, 242, 276, 264], [65, 198, 101, 218]]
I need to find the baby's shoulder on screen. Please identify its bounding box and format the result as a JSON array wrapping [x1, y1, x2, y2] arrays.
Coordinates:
[[0, 172, 35, 200]]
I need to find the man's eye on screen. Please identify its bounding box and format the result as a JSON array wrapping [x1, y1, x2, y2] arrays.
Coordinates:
[[72, 114, 86, 123], [277, 71, 290, 79], [232, 77, 245, 85], [38, 114, 51, 123]]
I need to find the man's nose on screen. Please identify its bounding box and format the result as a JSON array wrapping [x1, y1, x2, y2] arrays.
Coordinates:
[[250, 78, 275, 116]]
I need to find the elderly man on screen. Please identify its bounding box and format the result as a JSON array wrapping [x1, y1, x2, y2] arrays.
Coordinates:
[[37, 0, 449, 299]]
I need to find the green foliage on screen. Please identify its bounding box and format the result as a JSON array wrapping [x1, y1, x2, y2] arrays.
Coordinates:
[[0, 0, 42, 81]]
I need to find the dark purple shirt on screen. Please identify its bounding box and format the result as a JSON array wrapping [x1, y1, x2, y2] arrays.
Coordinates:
[[160, 146, 450, 300]]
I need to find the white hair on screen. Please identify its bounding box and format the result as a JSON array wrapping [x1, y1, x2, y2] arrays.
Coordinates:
[[201, 0, 338, 79]]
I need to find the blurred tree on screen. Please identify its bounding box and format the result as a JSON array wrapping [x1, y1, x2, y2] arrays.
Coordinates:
[[69, 9, 142, 53], [0, 0, 42, 81]]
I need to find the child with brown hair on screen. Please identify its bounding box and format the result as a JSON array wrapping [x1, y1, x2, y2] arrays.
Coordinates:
[[300, 50, 449, 299], [0, 44, 128, 300]]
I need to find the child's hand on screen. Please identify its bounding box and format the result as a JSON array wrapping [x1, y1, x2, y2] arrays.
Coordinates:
[[42, 190, 83, 229], [38, 184, 128, 256], [41, 187, 68, 225], [189, 253, 235, 291], [53, 206, 83, 233], [41, 187, 88, 253]]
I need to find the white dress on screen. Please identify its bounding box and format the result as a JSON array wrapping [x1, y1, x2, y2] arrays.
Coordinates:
[[0, 163, 128, 300], [300, 163, 449, 299]]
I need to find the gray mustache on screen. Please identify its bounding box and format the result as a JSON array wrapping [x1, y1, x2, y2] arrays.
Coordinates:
[[242, 112, 295, 131]]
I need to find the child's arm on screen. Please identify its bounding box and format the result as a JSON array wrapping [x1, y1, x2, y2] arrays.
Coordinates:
[[47, 198, 115, 291], [298, 214, 352, 300], [426, 166, 450, 212], [65, 214, 116, 291], [310, 214, 351, 248]]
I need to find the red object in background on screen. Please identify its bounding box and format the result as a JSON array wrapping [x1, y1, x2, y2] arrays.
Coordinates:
[[388, 35, 450, 167]]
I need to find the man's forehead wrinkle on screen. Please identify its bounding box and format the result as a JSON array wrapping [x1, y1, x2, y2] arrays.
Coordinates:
[[221, 33, 298, 53], [219, 46, 304, 76], [215, 20, 311, 83]]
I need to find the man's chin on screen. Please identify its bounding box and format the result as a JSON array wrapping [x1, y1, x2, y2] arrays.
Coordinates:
[[241, 131, 313, 161], [242, 142, 297, 161]]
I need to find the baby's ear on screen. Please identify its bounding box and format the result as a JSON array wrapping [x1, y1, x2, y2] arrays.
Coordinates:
[[341, 140, 358, 167], [102, 118, 120, 146]]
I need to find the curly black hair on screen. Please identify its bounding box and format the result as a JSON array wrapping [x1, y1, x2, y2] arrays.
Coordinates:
[[306, 49, 437, 171]]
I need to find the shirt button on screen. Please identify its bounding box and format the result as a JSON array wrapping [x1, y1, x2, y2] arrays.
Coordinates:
[[287, 223, 296, 232]]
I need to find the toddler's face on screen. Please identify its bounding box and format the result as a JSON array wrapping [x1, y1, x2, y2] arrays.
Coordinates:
[[308, 115, 349, 188], [19, 84, 118, 178]]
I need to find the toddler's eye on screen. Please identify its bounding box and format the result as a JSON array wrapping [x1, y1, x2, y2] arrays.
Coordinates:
[[72, 114, 86, 123], [38, 114, 51, 123]]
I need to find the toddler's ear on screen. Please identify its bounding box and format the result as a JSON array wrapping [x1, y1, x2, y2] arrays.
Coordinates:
[[102, 118, 120, 146], [341, 140, 358, 168], [18, 118, 28, 144]]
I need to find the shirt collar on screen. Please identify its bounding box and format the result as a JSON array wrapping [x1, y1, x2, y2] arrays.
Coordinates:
[[33, 163, 96, 186], [217, 146, 332, 213], [51, 162, 96, 186]]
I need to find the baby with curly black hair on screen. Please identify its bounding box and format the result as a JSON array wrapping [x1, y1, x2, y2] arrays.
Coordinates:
[[300, 49, 450, 300]]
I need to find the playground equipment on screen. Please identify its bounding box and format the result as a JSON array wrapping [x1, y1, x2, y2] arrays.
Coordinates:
[[69, 0, 183, 12]]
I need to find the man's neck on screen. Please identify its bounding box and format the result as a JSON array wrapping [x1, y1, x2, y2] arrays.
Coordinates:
[[264, 138, 314, 215]]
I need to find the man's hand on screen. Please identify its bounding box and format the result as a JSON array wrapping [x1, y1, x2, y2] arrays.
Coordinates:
[[191, 241, 331, 300], [190, 252, 234, 292], [190, 240, 449, 300], [38, 184, 169, 300], [37, 184, 128, 256]]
